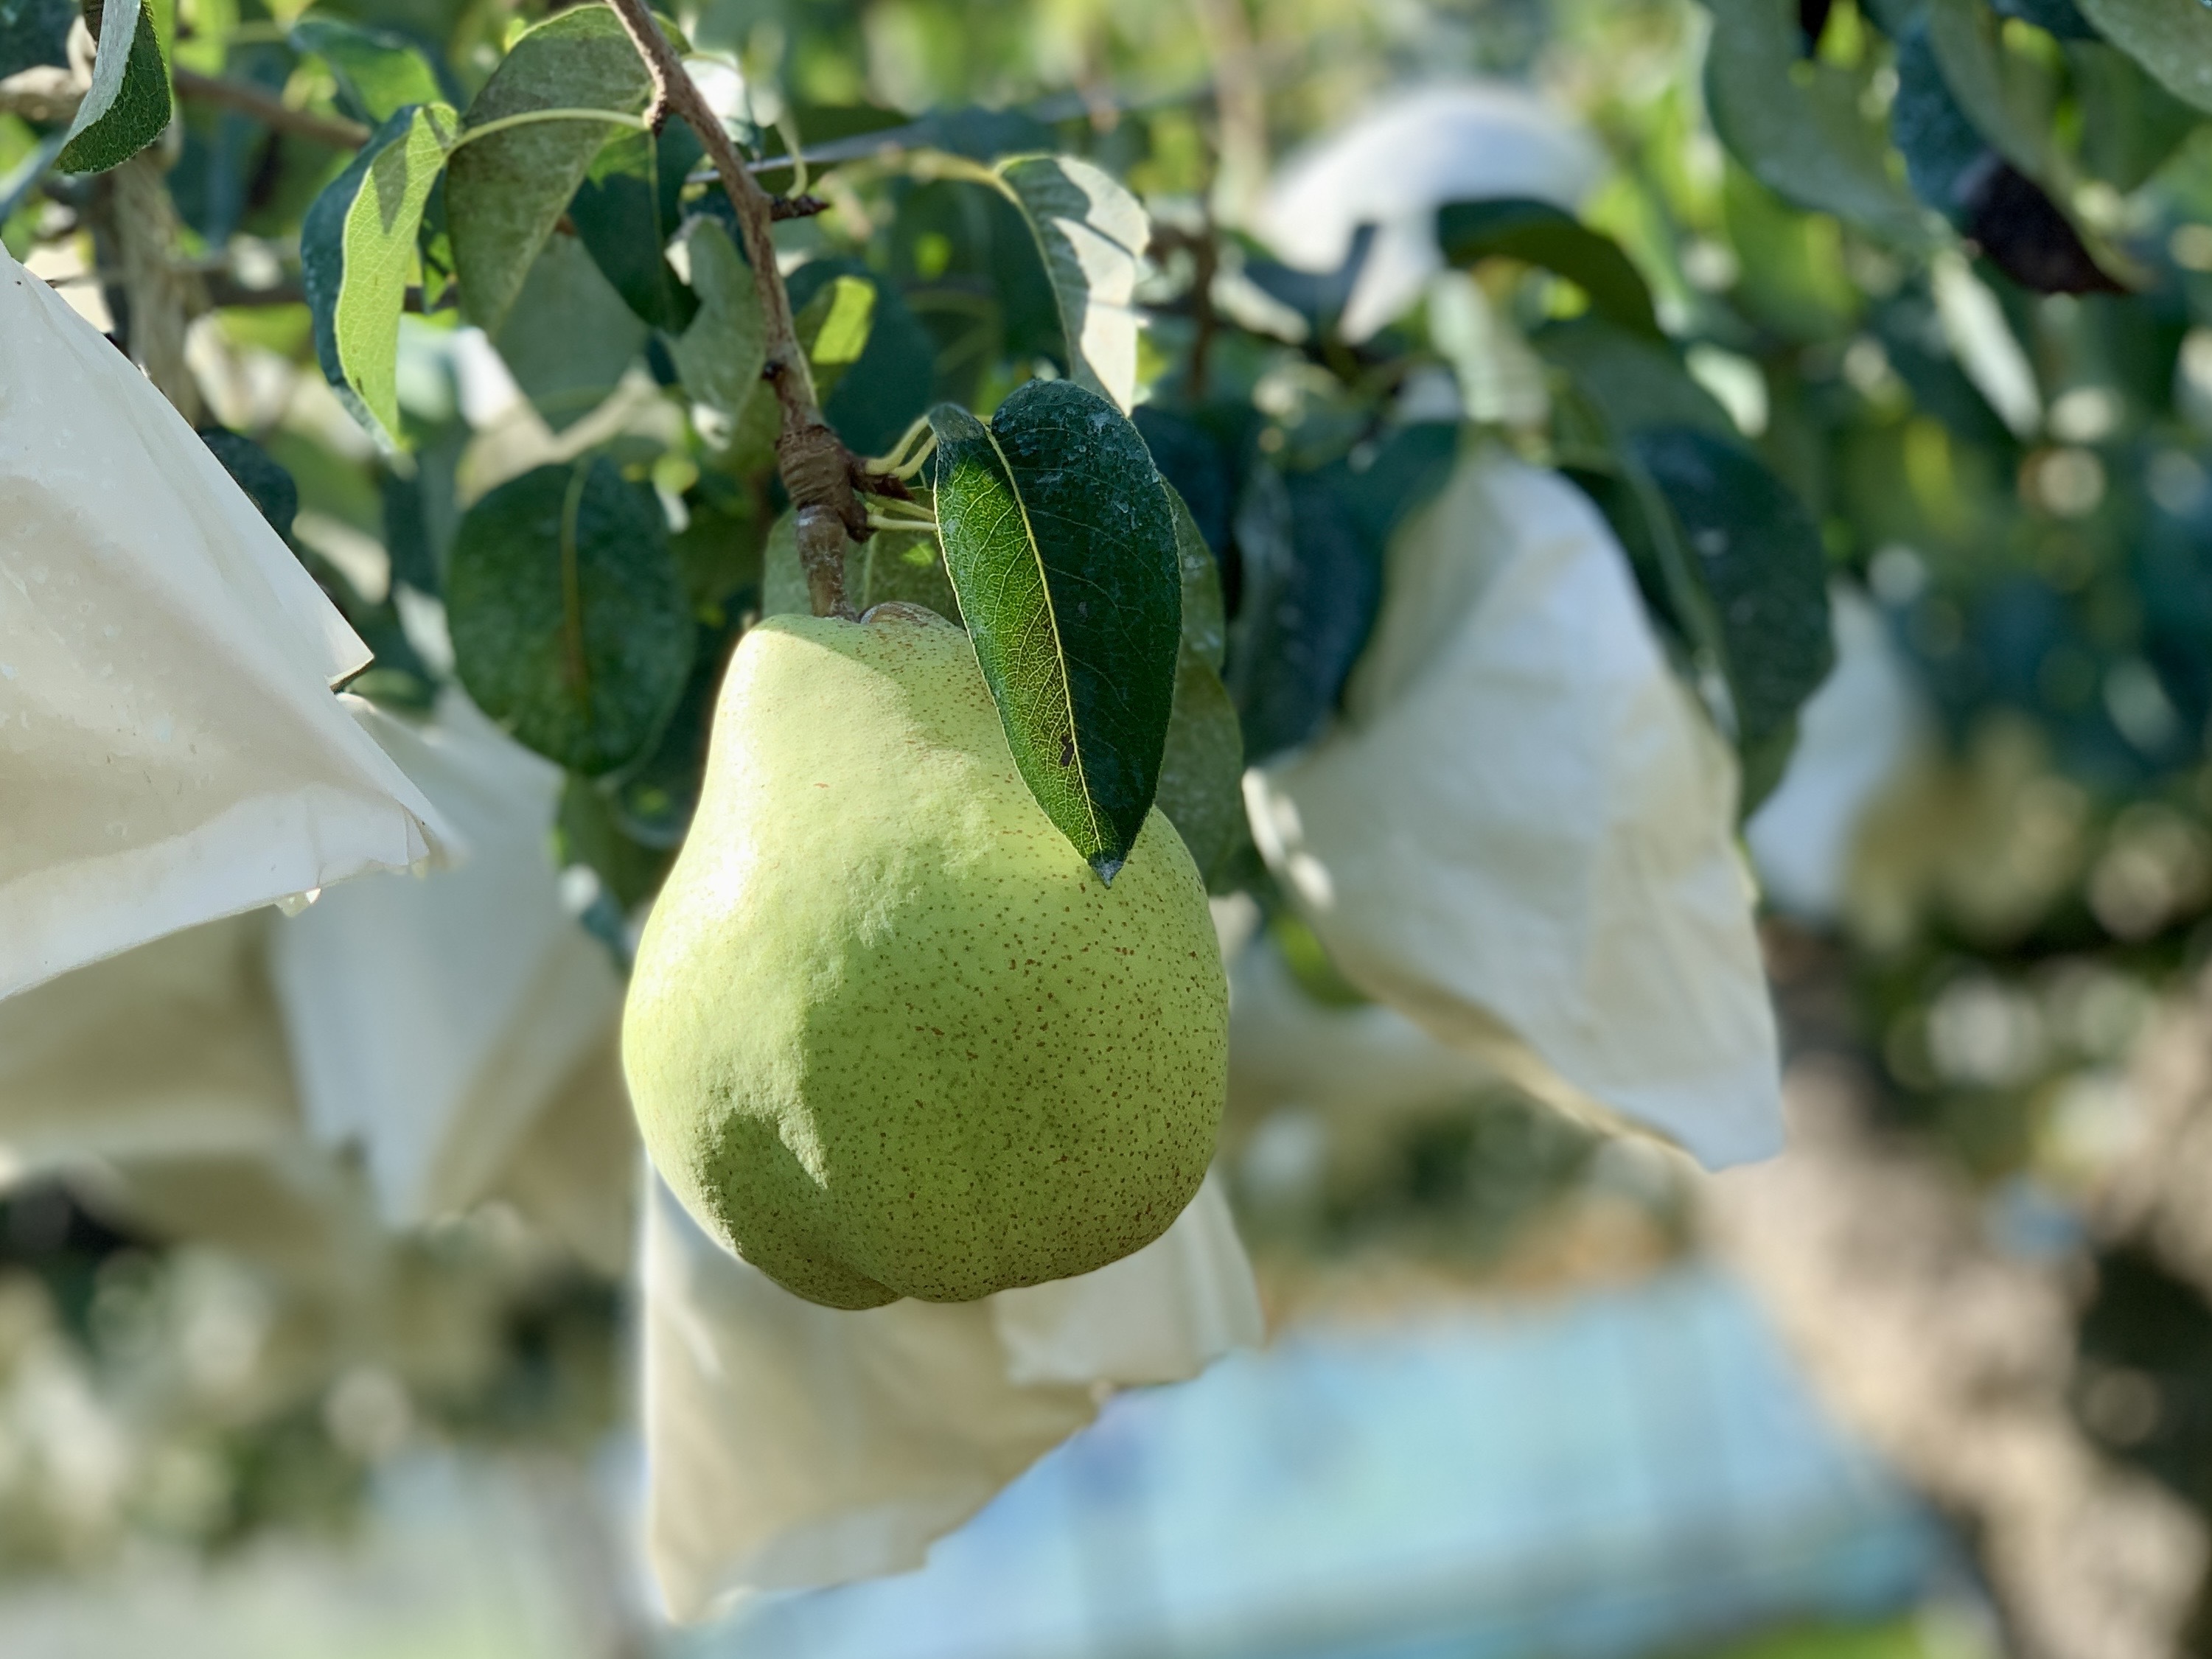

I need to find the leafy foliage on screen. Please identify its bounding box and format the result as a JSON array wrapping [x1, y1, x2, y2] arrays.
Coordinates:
[[55, 0, 169, 174]]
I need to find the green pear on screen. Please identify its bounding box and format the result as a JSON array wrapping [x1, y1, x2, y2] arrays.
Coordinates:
[[622, 604, 1228, 1309]]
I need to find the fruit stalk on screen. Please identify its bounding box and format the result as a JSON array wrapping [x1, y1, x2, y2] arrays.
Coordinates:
[[605, 0, 862, 618]]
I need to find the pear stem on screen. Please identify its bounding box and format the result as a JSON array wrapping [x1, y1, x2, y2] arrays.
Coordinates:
[[605, 0, 861, 618]]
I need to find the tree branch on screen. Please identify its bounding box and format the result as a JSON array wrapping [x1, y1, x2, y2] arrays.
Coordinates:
[[172, 68, 374, 150], [602, 0, 860, 619]]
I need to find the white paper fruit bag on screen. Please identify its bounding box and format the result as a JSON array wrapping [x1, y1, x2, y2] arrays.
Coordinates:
[[641, 1170, 1262, 1620], [0, 247, 448, 1000], [1243, 448, 1782, 1169], [271, 694, 623, 1226]]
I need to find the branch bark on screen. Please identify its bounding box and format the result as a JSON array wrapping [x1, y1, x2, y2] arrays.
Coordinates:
[[603, 0, 862, 619]]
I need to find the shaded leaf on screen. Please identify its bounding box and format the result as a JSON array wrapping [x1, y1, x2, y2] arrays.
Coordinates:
[[291, 15, 443, 125], [791, 271, 874, 405], [994, 155, 1148, 411], [1436, 198, 1661, 340], [198, 429, 299, 539], [570, 122, 701, 331], [447, 458, 694, 775], [1224, 464, 1382, 765], [1535, 316, 1737, 440], [1700, 0, 1933, 247], [56, 0, 170, 175], [1169, 484, 1225, 672], [301, 101, 460, 443], [1154, 484, 1244, 888], [2072, 40, 2200, 192], [786, 258, 936, 457], [2075, 0, 2212, 113], [928, 378, 1182, 880], [669, 220, 764, 431], [1927, 0, 2060, 185], [492, 229, 649, 430], [447, 5, 652, 335], [1133, 405, 1235, 557], [0, 0, 73, 79], [1961, 161, 2126, 294]]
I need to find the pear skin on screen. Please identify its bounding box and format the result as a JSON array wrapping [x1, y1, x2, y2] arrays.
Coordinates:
[[622, 604, 1227, 1308]]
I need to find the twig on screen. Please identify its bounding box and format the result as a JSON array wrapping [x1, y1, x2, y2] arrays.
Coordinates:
[[603, 0, 861, 619], [172, 68, 372, 150]]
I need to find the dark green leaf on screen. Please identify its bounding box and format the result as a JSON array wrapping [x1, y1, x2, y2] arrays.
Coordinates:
[[2075, 0, 2212, 113], [492, 229, 648, 430], [928, 378, 1182, 881], [0, 0, 73, 79], [1436, 198, 1661, 341], [56, 0, 170, 175], [1634, 427, 1836, 806], [1536, 316, 1737, 440], [1154, 486, 1244, 888], [786, 258, 936, 457], [198, 429, 300, 540], [1927, 0, 2059, 185], [291, 15, 443, 125], [447, 458, 694, 775], [301, 101, 459, 443], [570, 123, 701, 331], [790, 271, 874, 404], [1225, 464, 1383, 765], [1133, 406, 1235, 556], [992, 155, 1148, 410], [447, 5, 653, 335], [2072, 40, 2200, 192], [558, 773, 674, 909], [1700, 0, 1933, 246], [670, 220, 763, 418]]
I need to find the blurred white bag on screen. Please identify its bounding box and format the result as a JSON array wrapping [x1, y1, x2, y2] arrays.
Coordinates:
[[1745, 587, 1929, 923], [0, 914, 297, 1183], [0, 248, 450, 1000], [642, 1170, 1262, 1621], [1257, 82, 1606, 341], [270, 694, 623, 1226], [1243, 449, 1782, 1169]]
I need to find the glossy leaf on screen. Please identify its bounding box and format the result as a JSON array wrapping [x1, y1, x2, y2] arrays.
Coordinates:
[[928, 379, 1183, 881], [2076, 0, 2212, 113], [1701, 0, 1933, 248], [56, 0, 170, 175], [301, 102, 460, 443], [447, 458, 694, 775], [994, 156, 1149, 411], [446, 5, 653, 335], [570, 122, 702, 331], [1436, 198, 1661, 340], [291, 15, 443, 125]]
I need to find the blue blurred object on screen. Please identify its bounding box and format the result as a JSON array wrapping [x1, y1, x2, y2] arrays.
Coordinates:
[[684, 1268, 1943, 1659]]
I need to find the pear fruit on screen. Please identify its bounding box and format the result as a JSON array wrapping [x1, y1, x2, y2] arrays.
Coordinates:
[[622, 604, 1228, 1309]]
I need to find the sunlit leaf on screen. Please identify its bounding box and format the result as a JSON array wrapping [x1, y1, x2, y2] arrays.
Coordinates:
[[1437, 198, 1661, 340], [928, 379, 1182, 880], [291, 15, 443, 125], [993, 155, 1149, 411], [55, 0, 170, 175]]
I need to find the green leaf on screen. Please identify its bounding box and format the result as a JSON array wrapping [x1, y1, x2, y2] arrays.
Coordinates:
[[2071, 39, 2200, 192], [792, 271, 875, 403], [993, 155, 1149, 411], [290, 15, 443, 125], [761, 513, 959, 620], [0, 0, 74, 80], [198, 428, 299, 539], [1436, 198, 1662, 341], [1700, 0, 1933, 247], [447, 458, 694, 775], [569, 122, 702, 331], [1154, 486, 1244, 889], [928, 378, 1183, 881], [301, 101, 460, 443], [492, 229, 648, 430], [1536, 316, 1737, 441], [56, 0, 170, 175], [446, 5, 653, 335], [669, 220, 765, 429], [1926, 0, 2062, 186], [2076, 0, 2212, 113], [787, 258, 937, 457]]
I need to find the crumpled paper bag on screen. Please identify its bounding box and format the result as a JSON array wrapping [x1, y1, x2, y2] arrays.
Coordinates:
[[1745, 587, 1928, 923], [641, 1169, 1263, 1621], [0, 246, 450, 1000], [1256, 81, 1606, 342], [269, 694, 623, 1227], [1242, 448, 1782, 1169]]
